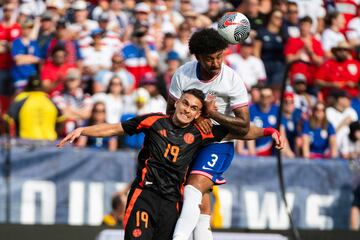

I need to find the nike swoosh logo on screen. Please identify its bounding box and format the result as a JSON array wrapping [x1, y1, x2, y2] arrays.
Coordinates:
[[224, 20, 243, 27], [202, 166, 213, 171]]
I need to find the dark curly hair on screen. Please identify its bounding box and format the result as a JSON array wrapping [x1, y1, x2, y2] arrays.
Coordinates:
[[189, 28, 228, 55]]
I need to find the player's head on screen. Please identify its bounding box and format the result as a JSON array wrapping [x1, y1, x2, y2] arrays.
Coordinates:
[[174, 89, 205, 127], [189, 28, 228, 77]]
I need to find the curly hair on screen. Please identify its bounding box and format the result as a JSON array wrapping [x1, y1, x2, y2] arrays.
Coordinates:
[[189, 28, 228, 55]]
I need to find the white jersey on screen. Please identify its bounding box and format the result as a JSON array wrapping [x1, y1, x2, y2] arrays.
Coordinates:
[[169, 61, 249, 117]]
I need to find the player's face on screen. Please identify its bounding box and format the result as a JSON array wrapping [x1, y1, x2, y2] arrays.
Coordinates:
[[197, 50, 224, 77], [174, 94, 202, 126]]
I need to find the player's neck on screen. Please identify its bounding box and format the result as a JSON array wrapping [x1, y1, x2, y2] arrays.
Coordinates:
[[197, 64, 219, 82]]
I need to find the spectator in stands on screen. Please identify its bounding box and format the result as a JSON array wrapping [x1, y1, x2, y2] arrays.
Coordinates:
[[139, 72, 167, 114], [69, 0, 99, 48], [315, 41, 360, 101], [44, 18, 83, 66], [226, 39, 267, 90], [291, 0, 326, 36], [91, 0, 110, 21], [283, 1, 300, 38], [7, 75, 61, 141], [254, 9, 286, 90], [205, 0, 223, 23], [333, 0, 359, 31], [121, 20, 159, 88], [322, 11, 346, 59], [107, 0, 129, 38], [173, 22, 192, 61], [302, 102, 337, 159], [93, 53, 135, 94], [0, 3, 22, 113], [151, 0, 177, 43], [346, 5, 360, 48], [81, 28, 113, 73], [284, 16, 324, 91], [41, 45, 76, 95], [326, 90, 358, 149], [158, 32, 177, 74], [36, 11, 55, 57], [339, 121, 360, 160], [97, 12, 123, 52], [77, 101, 117, 151], [157, 50, 182, 99], [292, 73, 316, 116], [11, 18, 40, 91], [102, 191, 127, 227], [163, 0, 185, 29], [280, 91, 303, 158], [248, 86, 279, 156], [52, 68, 92, 136], [352, 84, 360, 118], [92, 76, 125, 124], [239, 0, 267, 35]]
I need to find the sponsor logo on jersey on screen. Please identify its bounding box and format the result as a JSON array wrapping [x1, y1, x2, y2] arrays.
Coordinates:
[[184, 133, 195, 144], [132, 228, 142, 237]]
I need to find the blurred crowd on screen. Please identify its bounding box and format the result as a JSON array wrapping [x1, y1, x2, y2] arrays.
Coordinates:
[[0, 0, 359, 160]]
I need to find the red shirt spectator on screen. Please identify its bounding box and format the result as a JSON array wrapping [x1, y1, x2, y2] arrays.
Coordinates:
[[334, 0, 359, 30], [0, 19, 21, 69], [284, 16, 324, 87], [315, 42, 360, 100], [41, 46, 76, 95]]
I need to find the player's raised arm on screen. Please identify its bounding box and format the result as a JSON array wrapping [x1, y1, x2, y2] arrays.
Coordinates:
[[57, 123, 124, 148], [224, 126, 284, 150]]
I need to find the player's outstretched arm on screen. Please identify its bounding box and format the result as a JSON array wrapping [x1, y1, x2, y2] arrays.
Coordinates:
[[225, 126, 284, 150], [57, 123, 124, 148], [205, 100, 250, 136]]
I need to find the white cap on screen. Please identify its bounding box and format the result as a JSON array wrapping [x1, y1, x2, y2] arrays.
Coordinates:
[[72, 0, 87, 10], [46, 0, 65, 9], [134, 2, 151, 13], [19, 4, 33, 15]]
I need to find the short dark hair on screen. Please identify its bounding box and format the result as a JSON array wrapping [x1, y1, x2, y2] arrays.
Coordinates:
[[182, 88, 205, 110], [51, 45, 67, 56], [25, 75, 42, 91], [111, 194, 122, 210], [299, 16, 313, 24], [189, 28, 228, 55], [349, 121, 360, 142]]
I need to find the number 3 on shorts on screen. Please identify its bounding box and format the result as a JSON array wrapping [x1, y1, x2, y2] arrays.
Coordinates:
[[207, 154, 218, 167]]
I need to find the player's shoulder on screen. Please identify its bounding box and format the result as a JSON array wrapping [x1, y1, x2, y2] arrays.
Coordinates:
[[176, 61, 197, 74], [222, 63, 242, 80]]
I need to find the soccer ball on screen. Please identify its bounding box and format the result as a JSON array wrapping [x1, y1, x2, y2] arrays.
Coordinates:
[[217, 12, 251, 44]]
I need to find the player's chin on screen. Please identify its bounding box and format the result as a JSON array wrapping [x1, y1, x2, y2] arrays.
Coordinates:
[[178, 113, 193, 124]]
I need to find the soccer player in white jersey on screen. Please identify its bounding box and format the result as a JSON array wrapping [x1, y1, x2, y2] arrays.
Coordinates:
[[167, 28, 278, 240]]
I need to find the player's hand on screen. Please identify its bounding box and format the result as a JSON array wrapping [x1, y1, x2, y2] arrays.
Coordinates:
[[264, 128, 284, 150], [195, 116, 213, 135], [56, 127, 84, 148], [272, 131, 284, 150], [204, 100, 217, 117]]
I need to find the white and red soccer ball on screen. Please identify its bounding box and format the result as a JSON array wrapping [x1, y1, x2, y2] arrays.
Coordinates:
[[217, 12, 251, 44]]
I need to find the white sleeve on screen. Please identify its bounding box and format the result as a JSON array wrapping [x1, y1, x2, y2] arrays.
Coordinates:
[[229, 74, 249, 110], [255, 58, 267, 81], [168, 70, 183, 100]]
